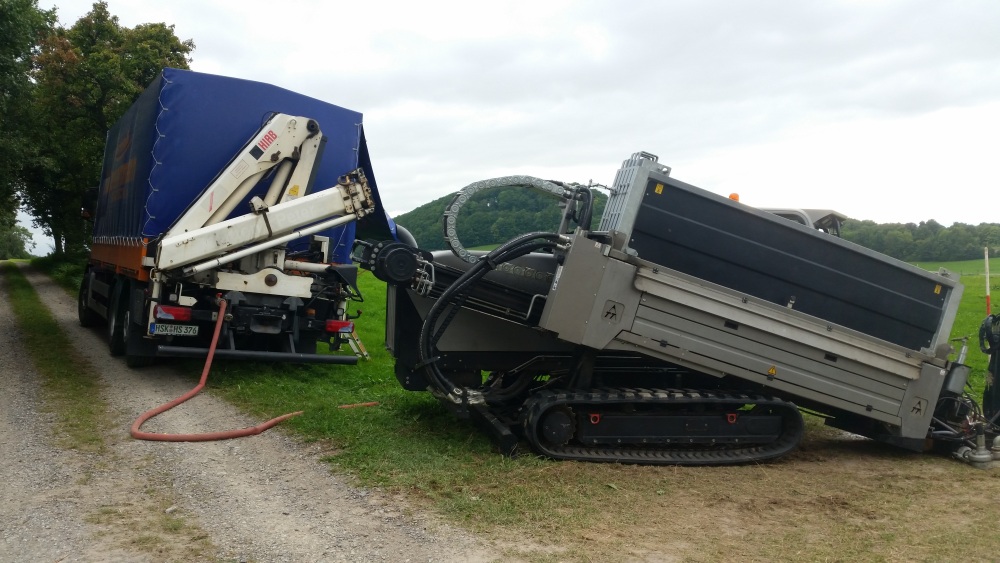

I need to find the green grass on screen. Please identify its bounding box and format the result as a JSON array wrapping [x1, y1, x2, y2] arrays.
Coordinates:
[[1, 262, 109, 452], [32, 253, 86, 292], [913, 258, 993, 276]]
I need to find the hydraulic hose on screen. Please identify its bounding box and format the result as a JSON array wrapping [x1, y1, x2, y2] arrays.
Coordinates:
[[131, 298, 303, 442], [417, 231, 563, 399]]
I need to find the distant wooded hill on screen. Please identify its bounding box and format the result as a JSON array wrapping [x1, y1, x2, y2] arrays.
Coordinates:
[[394, 189, 608, 251], [841, 220, 999, 261], [393, 190, 998, 261]]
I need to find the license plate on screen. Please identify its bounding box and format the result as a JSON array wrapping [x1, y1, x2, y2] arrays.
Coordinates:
[[151, 323, 199, 336]]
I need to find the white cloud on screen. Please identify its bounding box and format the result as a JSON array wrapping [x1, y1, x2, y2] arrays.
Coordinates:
[[41, 0, 1000, 226], [677, 101, 1000, 224]]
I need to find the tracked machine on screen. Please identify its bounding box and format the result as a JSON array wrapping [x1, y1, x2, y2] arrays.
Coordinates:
[[355, 152, 991, 465]]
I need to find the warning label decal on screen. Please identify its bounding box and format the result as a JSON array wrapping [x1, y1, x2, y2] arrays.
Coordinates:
[[603, 300, 624, 324]]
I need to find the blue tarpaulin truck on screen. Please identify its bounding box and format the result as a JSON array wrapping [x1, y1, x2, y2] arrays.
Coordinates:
[[79, 68, 394, 366]]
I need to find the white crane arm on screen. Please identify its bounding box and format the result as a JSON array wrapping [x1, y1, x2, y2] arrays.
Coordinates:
[[155, 170, 374, 272], [164, 113, 323, 237]]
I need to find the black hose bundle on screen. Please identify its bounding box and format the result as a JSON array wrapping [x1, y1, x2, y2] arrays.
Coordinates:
[[570, 186, 594, 231], [416, 231, 563, 401]]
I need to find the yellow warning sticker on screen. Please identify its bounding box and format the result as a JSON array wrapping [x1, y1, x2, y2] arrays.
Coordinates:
[[767, 366, 777, 376], [934, 284, 941, 295], [654, 183, 664, 194]]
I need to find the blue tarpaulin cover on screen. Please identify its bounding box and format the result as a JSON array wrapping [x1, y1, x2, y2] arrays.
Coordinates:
[[94, 68, 394, 263]]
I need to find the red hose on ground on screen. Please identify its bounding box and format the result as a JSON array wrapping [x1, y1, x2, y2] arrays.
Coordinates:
[[337, 401, 379, 409], [131, 298, 303, 442]]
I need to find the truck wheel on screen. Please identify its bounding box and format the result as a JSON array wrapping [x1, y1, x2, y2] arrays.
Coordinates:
[[123, 307, 156, 368], [78, 274, 98, 328], [107, 281, 126, 356]]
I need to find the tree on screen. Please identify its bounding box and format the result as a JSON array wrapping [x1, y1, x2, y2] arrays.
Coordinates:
[[18, 1, 194, 255], [394, 188, 608, 250], [0, 223, 35, 259], [0, 208, 34, 258], [883, 228, 914, 261], [841, 218, 1000, 261], [977, 223, 1000, 258], [0, 0, 56, 211]]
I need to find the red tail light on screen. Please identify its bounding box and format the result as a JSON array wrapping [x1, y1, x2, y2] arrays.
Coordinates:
[[155, 305, 193, 321], [325, 320, 354, 334]]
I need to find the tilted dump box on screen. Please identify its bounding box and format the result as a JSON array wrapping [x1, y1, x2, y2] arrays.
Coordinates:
[[540, 154, 964, 449]]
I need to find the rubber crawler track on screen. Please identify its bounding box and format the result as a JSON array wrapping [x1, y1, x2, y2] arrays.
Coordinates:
[[521, 388, 804, 465]]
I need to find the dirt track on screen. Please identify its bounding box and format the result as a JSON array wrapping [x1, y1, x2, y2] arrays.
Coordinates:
[[0, 264, 493, 562]]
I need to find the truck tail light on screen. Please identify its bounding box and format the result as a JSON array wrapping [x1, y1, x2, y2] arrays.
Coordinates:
[[325, 320, 354, 334], [155, 305, 193, 321]]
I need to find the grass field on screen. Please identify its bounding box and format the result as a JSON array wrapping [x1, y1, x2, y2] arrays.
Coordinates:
[[32, 255, 1000, 561], [912, 258, 993, 276]]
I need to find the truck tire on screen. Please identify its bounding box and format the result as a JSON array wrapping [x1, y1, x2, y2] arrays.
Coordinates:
[[107, 280, 126, 356], [78, 274, 98, 328], [123, 306, 156, 368]]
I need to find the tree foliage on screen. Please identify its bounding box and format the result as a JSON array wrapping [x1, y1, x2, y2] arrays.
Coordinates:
[[0, 224, 35, 259], [841, 219, 999, 261], [394, 188, 607, 250], [14, 1, 194, 255], [0, 207, 34, 258], [0, 0, 56, 211]]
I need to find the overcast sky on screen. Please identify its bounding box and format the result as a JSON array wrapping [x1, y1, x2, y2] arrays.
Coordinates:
[[25, 0, 1000, 251]]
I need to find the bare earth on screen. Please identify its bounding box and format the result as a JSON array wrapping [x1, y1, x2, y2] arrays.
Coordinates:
[[0, 265, 495, 562]]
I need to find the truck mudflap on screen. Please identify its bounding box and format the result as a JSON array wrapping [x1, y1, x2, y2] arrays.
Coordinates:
[[521, 388, 804, 465], [155, 345, 358, 364]]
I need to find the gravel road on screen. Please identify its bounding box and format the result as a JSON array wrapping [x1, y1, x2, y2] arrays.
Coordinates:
[[0, 264, 496, 562]]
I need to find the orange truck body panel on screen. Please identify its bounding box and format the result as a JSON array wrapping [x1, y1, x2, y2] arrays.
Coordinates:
[[88, 240, 150, 282]]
